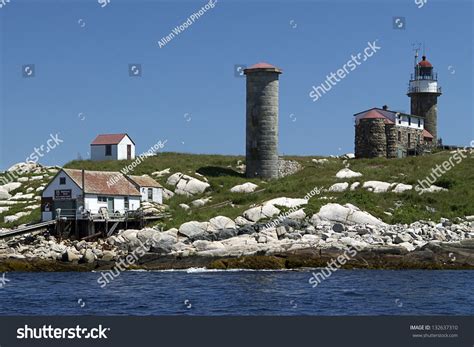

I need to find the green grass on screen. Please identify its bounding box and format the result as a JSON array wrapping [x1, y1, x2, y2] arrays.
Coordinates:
[[1, 151, 473, 229]]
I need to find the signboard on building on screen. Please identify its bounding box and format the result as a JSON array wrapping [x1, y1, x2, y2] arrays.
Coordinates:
[[54, 189, 72, 200]]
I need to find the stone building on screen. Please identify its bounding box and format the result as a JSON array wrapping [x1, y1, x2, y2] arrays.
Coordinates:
[[354, 54, 440, 159], [354, 107, 433, 158], [244, 62, 282, 179]]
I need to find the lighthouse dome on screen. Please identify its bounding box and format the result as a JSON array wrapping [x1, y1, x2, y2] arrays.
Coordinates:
[[418, 55, 433, 68]]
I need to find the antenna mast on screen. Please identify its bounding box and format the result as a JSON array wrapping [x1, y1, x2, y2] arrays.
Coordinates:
[[412, 42, 421, 67]]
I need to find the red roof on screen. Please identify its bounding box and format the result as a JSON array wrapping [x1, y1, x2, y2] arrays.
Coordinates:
[[422, 129, 434, 138], [244, 62, 282, 74], [360, 110, 386, 119], [359, 110, 394, 124], [418, 56, 432, 68], [91, 133, 134, 145]]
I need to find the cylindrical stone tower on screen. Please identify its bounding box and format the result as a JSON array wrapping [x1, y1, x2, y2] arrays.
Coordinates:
[[355, 110, 388, 158], [407, 55, 442, 143], [244, 62, 282, 179]]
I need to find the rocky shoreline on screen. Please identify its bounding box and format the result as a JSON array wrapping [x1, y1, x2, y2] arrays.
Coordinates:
[[1, 202, 473, 272]]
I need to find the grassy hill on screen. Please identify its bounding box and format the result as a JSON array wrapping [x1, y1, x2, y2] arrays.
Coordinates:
[[65, 151, 474, 229], [1, 151, 473, 229]]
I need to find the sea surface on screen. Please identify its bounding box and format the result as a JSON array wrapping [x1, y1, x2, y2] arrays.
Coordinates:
[[0, 269, 472, 315]]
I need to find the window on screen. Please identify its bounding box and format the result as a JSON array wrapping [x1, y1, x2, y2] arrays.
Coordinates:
[[98, 196, 107, 202], [148, 188, 153, 200], [418, 118, 421, 127], [397, 131, 401, 141], [124, 197, 129, 210], [59, 177, 66, 185], [408, 117, 411, 126], [105, 145, 112, 156]]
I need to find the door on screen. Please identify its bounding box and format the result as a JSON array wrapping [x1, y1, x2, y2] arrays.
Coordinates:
[[107, 197, 114, 212], [53, 200, 77, 219], [127, 145, 132, 160]]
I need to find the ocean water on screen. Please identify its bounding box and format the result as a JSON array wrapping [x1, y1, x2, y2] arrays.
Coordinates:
[[0, 269, 472, 315]]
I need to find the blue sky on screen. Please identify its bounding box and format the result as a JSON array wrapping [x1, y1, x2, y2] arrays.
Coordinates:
[[0, 0, 472, 170]]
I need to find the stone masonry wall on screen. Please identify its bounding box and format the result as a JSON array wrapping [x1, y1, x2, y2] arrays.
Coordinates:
[[355, 119, 387, 158], [410, 94, 439, 141], [246, 71, 280, 179]]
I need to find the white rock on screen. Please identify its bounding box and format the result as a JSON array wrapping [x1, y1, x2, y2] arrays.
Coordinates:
[[25, 204, 40, 210], [0, 182, 22, 193], [193, 240, 225, 252], [339, 237, 368, 249], [166, 173, 183, 186], [179, 203, 190, 211], [0, 207, 10, 214], [178, 221, 213, 238], [30, 175, 44, 181], [26, 187, 34, 193], [335, 168, 362, 179], [393, 183, 413, 193], [168, 173, 210, 196], [287, 209, 306, 220], [4, 211, 31, 223], [243, 204, 281, 222], [0, 189, 11, 200], [398, 242, 415, 252], [350, 182, 360, 191], [301, 234, 320, 243], [17, 177, 29, 183], [7, 162, 43, 174], [152, 168, 171, 177], [264, 197, 308, 208], [312, 159, 328, 164], [162, 188, 174, 200], [313, 203, 386, 226], [191, 197, 212, 207], [230, 182, 259, 193], [10, 193, 34, 200], [209, 216, 236, 230], [362, 181, 391, 193], [328, 182, 349, 192], [234, 216, 254, 226], [421, 185, 448, 193]]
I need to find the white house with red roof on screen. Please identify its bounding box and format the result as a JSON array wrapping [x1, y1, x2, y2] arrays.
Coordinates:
[[90, 134, 135, 161]]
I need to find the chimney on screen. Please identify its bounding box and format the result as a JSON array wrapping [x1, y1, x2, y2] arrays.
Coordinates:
[[382, 105, 388, 110]]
